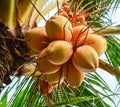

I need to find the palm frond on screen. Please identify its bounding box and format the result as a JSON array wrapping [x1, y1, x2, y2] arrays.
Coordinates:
[[36, 0, 64, 24], [0, 0, 17, 28], [17, 0, 39, 30]]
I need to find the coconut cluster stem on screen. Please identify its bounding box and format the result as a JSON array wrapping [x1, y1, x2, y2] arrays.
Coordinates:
[[93, 26, 120, 35], [99, 59, 120, 77]]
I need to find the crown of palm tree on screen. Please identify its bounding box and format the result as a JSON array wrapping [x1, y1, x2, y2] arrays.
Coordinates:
[[0, 0, 120, 107]]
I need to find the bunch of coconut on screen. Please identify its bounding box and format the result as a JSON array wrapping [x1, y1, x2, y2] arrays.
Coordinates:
[[24, 15, 107, 95]]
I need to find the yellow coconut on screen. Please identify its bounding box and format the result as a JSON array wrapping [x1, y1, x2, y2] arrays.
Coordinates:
[[42, 69, 65, 84], [45, 15, 73, 41], [72, 25, 93, 41], [63, 61, 85, 87], [46, 40, 73, 65], [37, 48, 61, 74], [72, 45, 99, 72], [24, 27, 50, 52], [77, 34, 107, 56]]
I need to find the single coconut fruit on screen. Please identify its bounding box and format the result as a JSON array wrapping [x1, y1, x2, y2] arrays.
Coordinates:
[[72, 45, 99, 72], [24, 27, 50, 52], [72, 25, 93, 41], [42, 69, 65, 84], [46, 40, 73, 65], [77, 34, 107, 56], [45, 15, 73, 41], [37, 48, 61, 74], [63, 61, 85, 87]]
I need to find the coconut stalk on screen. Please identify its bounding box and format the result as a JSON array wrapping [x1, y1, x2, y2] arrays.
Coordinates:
[[99, 59, 120, 77], [93, 26, 120, 35]]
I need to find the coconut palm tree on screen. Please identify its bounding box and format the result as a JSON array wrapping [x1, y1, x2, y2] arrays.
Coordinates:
[[0, 0, 120, 107]]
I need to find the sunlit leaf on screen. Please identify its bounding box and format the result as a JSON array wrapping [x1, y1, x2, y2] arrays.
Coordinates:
[[17, 0, 36, 30], [36, 0, 64, 24], [29, 0, 48, 28], [0, 0, 18, 34]]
